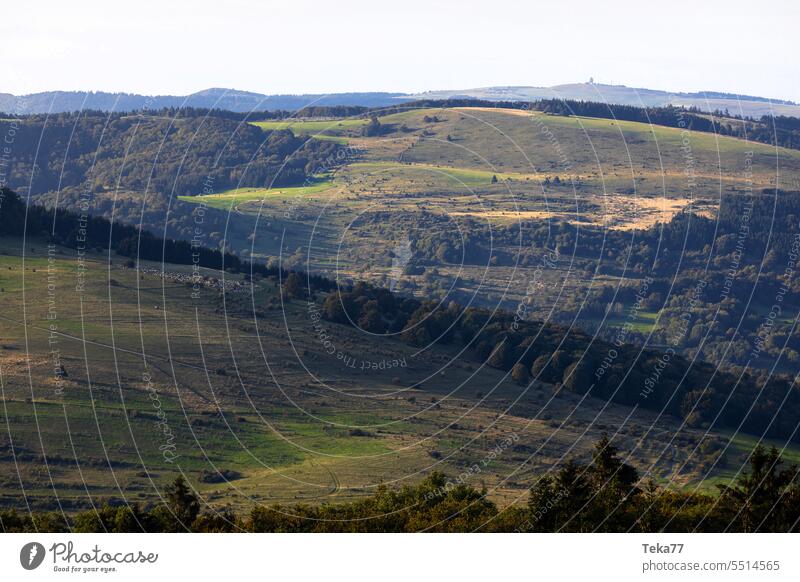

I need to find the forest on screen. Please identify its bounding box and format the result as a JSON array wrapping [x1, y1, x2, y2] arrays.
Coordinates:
[[0, 112, 341, 197], [364, 190, 800, 370], [0, 110, 342, 247]]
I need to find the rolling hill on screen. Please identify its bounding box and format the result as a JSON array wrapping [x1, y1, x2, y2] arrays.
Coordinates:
[[3, 99, 800, 518], [411, 83, 800, 118], [0, 223, 791, 514], [2, 185, 800, 517], [2, 82, 798, 117], [0, 88, 413, 115]]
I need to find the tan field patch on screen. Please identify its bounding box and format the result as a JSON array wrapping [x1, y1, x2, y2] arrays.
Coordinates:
[[597, 196, 713, 230], [349, 135, 419, 159], [454, 106, 534, 118], [451, 195, 715, 231], [450, 210, 555, 220]]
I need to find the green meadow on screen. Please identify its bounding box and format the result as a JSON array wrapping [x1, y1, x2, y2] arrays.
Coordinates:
[[177, 177, 336, 210]]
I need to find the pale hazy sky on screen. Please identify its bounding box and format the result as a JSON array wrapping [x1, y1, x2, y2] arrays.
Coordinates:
[[3, 0, 798, 101]]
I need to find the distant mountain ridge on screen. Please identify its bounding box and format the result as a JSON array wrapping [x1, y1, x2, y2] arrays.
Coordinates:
[[411, 83, 800, 118], [2, 83, 798, 118], [0, 88, 413, 114]]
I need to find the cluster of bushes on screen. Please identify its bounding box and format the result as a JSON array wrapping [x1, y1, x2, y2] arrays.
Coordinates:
[[361, 115, 394, 137], [3, 439, 798, 532], [320, 281, 423, 333]]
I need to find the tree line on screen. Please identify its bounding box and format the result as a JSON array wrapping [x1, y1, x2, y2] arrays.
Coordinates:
[[316, 275, 800, 442], [2, 438, 798, 532], [0, 188, 336, 293]]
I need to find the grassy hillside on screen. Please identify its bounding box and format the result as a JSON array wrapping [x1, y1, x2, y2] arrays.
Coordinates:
[[169, 108, 800, 381], [178, 106, 800, 314], [4, 105, 800, 514], [2, 232, 786, 513]]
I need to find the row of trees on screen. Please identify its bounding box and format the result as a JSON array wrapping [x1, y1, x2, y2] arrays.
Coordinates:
[[0, 188, 337, 293], [2, 439, 798, 532], [315, 267, 800, 442]]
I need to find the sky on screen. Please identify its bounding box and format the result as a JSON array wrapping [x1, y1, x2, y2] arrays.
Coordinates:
[[2, 0, 798, 102]]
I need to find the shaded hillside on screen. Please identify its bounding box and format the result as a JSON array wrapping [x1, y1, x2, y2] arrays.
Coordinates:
[[0, 111, 343, 244], [1, 112, 341, 197], [3, 187, 800, 444]]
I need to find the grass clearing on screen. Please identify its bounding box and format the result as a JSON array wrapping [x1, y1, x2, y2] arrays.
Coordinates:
[[250, 118, 368, 135], [177, 177, 336, 210], [587, 309, 661, 334], [456, 107, 800, 158], [347, 161, 541, 186]]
